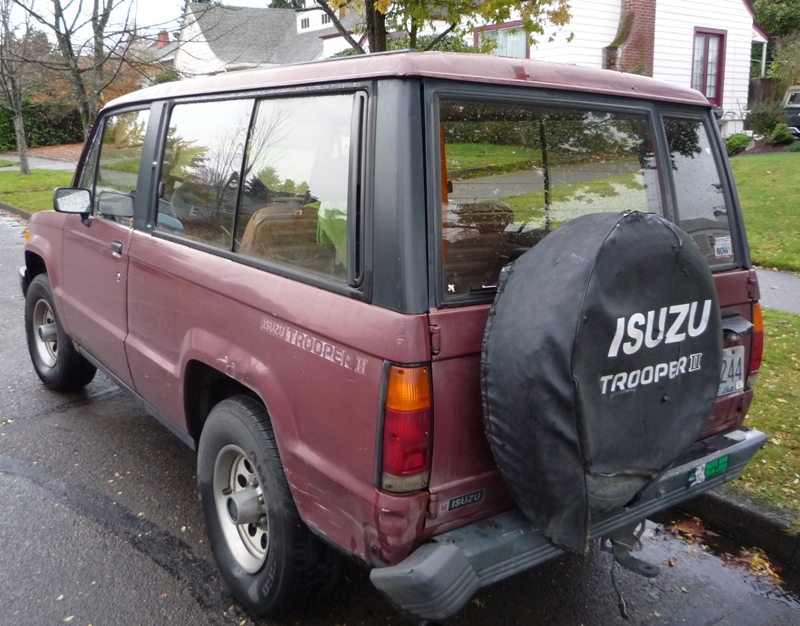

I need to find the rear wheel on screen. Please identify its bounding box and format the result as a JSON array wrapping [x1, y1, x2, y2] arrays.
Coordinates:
[[25, 274, 96, 391], [197, 395, 340, 617]]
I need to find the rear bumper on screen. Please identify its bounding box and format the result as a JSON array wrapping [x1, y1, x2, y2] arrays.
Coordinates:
[[370, 426, 766, 621]]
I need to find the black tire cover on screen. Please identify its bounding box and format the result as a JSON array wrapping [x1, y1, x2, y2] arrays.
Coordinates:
[[481, 212, 722, 553]]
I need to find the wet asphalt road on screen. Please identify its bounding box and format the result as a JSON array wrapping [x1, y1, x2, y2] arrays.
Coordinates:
[[1, 211, 799, 626]]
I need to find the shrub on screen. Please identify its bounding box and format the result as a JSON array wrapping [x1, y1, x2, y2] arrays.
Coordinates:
[[768, 123, 797, 145], [746, 101, 782, 135], [0, 98, 83, 151], [787, 139, 800, 151], [725, 133, 751, 155]]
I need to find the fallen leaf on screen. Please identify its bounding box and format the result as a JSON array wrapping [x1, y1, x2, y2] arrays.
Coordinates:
[[56, 595, 64, 601], [63, 618, 73, 623]]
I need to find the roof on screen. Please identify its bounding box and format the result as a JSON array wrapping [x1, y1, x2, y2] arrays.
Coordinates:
[[182, 3, 359, 69], [742, 0, 771, 42], [107, 50, 711, 110]]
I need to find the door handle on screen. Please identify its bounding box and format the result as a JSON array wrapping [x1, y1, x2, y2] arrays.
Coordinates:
[[110, 241, 123, 257]]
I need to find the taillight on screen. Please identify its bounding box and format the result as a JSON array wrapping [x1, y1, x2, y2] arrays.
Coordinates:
[[747, 302, 764, 388], [381, 365, 431, 493]]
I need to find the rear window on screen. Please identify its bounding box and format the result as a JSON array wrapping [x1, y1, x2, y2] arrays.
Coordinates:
[[663, 117, 735, 269], [438, 99, 660, 298]]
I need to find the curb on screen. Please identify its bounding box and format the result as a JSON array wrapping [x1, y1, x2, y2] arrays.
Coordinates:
[[673, 485, 799, 568], [0, 201, 31, 220]]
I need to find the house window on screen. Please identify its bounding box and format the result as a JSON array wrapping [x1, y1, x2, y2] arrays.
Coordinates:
[[691, 29, 726, 107], [301, 17, 310, 29], [322, 13, 330, 25], [477, 22, 528, 59]]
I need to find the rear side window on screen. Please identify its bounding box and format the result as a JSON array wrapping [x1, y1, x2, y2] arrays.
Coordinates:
[[235, 94, 355, 281], [438, 100, 659, 298], [157, 99, 254, 249], [94, 109, 150, 225], [664, 117, 734, 268], [155, 93, 358, 283]]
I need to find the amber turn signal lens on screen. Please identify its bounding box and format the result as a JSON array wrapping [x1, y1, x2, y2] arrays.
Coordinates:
[[385, 366, 431, 412], [25, 229, 30, 242]]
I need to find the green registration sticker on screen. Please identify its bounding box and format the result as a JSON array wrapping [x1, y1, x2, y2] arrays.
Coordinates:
[[688, 455, 729, 487]]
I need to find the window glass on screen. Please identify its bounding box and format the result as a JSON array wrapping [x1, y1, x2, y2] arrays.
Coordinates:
[[439, 100, 659, 297], [78, 129, 102, 190], [481, 27, 527, 59], [157, 99, 253, 249], [235, 94, 355, 281], [94, 109, 150, 225], [664, 117, 734, 268]]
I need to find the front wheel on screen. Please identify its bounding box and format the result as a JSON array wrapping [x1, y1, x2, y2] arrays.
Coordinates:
[[25, 274, 96, 391], [197, 395, 340, 617]]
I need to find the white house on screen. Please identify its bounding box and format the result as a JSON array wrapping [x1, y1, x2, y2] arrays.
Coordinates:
[[474, 0, 769, 135], [173, 3, 359, 77]]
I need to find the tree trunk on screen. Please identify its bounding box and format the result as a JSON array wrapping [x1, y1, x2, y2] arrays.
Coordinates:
[[12, 109, 29, 175], [364, 1, 387, 53]]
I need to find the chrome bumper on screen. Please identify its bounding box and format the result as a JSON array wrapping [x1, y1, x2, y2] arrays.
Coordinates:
[[370, 426, 767, 621]]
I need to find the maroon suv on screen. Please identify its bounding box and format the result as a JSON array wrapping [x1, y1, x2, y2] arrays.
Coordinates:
[[20, 52, 766, 621]]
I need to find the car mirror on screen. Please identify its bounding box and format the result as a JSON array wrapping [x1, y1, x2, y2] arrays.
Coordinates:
[[53, 188, 91, 215]]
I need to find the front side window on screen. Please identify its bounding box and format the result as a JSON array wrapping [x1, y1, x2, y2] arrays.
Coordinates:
[[664, 117, 734, 268], [439, 100, 659, 297], [94, 109, 150, 225], [157, 99, 254, 249], [236, 93, 356, 281]]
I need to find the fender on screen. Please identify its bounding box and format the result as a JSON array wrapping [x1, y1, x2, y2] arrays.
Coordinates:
[[174, 330, 426, 565], [25, 213, 73, 336]]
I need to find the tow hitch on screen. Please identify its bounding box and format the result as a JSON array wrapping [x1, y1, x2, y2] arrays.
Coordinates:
[[601, 521, 660, 578]]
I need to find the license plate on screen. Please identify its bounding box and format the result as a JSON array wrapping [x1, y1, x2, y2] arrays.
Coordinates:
[[718, 346, 745, 395]]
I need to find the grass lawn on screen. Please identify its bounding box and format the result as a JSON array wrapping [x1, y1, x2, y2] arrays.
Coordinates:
[[731, 153, 800, 273], [446, 143, 541, 171], [0, 170, 74, 213], [735, 308, 800, 520], [0, 159, 18, 167]]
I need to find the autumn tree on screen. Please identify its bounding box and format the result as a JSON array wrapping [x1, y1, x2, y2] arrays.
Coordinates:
[[315, 0, 571, 55], [12, 0, 176, 137]]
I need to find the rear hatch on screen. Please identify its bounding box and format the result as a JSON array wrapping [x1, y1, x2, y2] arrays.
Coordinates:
[[423, 95, 759, 531]]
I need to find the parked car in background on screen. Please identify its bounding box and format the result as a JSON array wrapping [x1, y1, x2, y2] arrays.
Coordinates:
[[20, 52, 766, 622], [781, 85, 800, 137]]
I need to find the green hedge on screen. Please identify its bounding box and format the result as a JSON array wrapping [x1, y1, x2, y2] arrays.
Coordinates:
[[0, 98, 84, 151]]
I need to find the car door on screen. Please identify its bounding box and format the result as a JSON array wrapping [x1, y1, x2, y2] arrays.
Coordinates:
[[60, 108, 151, 389]]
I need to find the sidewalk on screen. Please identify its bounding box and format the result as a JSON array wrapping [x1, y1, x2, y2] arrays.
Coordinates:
[[756, 268, 800, 315], [0, 155, 77, 173]]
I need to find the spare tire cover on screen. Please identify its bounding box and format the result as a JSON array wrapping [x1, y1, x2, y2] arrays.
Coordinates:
[[481, 212, 722, 553]]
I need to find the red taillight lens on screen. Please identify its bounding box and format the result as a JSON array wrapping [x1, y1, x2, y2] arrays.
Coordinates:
[[382, 408, 430, 475], [747, 303, 764, 388], [381, 365, 431, 493]]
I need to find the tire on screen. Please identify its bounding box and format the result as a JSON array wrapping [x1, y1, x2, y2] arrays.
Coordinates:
[[197, 395, 341, 617], [25, 274, 97, 391], [482, 212, 722, 553]]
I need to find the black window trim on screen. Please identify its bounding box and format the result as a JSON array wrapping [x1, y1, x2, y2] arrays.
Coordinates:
[[423, 80, 669, 308], [658, 108, 747, 272], [147, 84, 373, 301]]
